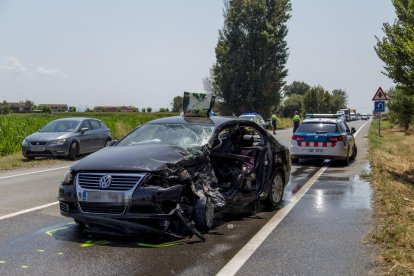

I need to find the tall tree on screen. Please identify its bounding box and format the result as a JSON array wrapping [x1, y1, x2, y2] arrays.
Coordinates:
[[283, 81, 311, 97], [279, 94, 302, 117], [212, 0, 291, 116], [375, 0, 414, 130]]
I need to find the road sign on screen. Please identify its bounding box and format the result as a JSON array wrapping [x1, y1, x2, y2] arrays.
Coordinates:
[[374, 101, 385, 112], [372, 87, 388, 101]]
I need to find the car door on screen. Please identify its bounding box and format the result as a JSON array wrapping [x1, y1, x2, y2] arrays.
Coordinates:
[[77, 120, 94, 153], [89, 120, 107, 151]]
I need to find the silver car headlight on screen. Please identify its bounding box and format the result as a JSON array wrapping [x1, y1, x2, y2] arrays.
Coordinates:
[[22, 139, 29, 146], [50, 138, 67, 145], [62, 170, 74, 185]]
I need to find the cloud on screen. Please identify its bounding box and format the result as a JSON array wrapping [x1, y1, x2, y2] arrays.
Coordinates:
[[35, 66, 68, 77], [0, 56, 28, 74]]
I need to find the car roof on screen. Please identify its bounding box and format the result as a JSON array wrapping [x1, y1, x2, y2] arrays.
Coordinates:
[[53, 117, 102, 122], [147, 115, 237, 127], [302, 118, 341, 124]]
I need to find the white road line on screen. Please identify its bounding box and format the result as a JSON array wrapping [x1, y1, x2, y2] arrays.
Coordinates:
[[217, 121, 369, 276], [0, 201, 58, 221], [0, 166, 69, 180]]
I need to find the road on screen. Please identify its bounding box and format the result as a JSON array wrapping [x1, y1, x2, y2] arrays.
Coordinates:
[[0, 120, 375, 275]]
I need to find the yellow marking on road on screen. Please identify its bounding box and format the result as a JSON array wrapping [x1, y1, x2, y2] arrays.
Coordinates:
[[137, 242, 181, 248], [80, 240, 110, 248], [36, 249, 45, 252], [0, 260, 6, 264], [45, 227, 69, 236], [21, 265, 28, 269], [58, 252, 64, 255]]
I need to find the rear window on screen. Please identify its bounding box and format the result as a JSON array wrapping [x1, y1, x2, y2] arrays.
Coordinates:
[[296, 122, 338, 133]]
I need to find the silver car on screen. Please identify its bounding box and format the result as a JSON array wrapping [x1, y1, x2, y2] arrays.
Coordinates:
[[22, 117, 112, 160], [290, 117, 357, 166]]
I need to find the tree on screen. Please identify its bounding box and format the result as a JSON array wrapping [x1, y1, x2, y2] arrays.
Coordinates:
[[387, 88, 414, 131], [279, 94, 302, 117], [283, 81, 310, 97], [330, 89, 348, 113], [170, 96, 183, 113], [375, 0, 414, 90], [0, 104, 10, 114], [212, 0, 291, 116], [141, 108, 146, 113], [147, 107, 152, 113], [375, 0, 414, 130], [24, 100, 34, 112]]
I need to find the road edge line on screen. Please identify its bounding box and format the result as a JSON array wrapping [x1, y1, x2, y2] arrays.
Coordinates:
[[0, 201, 59, 221], [0, 166, 69, 180], [217, 121, 369, 276]]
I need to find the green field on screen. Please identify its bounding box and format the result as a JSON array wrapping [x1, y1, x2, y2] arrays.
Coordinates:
[[0, 112, 176, 156]]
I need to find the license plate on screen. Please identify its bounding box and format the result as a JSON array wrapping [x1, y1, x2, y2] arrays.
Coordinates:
[[30, 145, 45, 152], [81, 191, 125, 203], [308, 149, 324, 153]]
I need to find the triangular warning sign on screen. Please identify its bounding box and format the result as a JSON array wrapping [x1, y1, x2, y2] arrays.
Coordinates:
[[372, 87, 388, 101]]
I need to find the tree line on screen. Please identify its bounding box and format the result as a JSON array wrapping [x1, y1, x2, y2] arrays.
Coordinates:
[[278, 81, 348, 117]]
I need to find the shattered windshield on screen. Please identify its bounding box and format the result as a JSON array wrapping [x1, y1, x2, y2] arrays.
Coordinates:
[[117, 123, 215, 149]]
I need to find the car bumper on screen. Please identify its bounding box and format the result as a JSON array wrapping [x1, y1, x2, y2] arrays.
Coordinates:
[[58, 183, 186, 226], [290, 143, 349, 160], [22, 144, 70, 157]]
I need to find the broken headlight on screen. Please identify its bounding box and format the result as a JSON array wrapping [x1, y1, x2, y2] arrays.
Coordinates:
[[62, 170, 74, 185]]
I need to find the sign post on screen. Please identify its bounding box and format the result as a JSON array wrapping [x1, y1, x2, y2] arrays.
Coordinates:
[[372, 87, 388, 136]]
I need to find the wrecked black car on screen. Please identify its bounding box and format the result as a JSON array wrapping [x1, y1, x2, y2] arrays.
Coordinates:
[[58, 116, 291, 240]]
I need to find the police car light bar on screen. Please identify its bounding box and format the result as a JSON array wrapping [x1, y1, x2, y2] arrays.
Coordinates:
[[305, 113, 342, 119]]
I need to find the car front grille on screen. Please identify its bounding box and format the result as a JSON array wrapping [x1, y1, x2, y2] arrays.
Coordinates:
[[77, 173, 145, 191], [78, 202, 125, 215], [29, 141, 47, 145]]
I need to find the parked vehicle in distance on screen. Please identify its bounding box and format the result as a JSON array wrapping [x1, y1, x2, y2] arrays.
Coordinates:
[[239, 112, 266, 128], [290, 114, 357, 166], [361, 113, 369, 120], [22, 117, 112, 160], [59, 115, 291, 240]]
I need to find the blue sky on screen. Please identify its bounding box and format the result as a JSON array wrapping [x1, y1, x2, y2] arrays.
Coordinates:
[[0, 0, 395, 113]]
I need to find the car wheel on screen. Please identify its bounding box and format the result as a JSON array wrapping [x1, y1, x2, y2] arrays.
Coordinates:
[[262, 172, 284, 207], [105, 138, 112, 147], [68, 143, 77, 160], [341, 151, 350, 166], [26, 156, 35, 161], [192, 195, 214, 233], [350, 144, 357, 161]]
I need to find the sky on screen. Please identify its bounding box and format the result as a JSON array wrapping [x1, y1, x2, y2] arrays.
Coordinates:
[[0, 0, 395, 113]]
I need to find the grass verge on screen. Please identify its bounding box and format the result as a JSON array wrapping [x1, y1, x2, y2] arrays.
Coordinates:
[[0, 152, 70, 171], [368, 119, 414, 275]]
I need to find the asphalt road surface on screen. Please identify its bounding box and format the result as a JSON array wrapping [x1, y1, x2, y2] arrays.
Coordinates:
[[0, 120, 375, 276]]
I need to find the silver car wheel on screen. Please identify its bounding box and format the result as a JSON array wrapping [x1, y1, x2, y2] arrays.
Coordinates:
[[271, 174, 284, 204]]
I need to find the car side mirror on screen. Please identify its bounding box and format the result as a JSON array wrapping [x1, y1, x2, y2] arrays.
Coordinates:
[[80, 127, 88, 134], [106, 140, 118, 147], [351, 127, 356, 134]]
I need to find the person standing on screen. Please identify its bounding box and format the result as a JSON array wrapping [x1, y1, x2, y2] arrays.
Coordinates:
[[293, 111, 301, 133], [271, 111, 278, 135]]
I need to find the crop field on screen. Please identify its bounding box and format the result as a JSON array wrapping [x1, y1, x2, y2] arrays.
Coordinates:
[[0, 112, 175, 156]]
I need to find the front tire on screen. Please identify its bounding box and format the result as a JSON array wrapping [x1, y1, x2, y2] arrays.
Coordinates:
[[262, 172, 284, 207], [192, 196, 214, 233], [68, 143, 77, 160]]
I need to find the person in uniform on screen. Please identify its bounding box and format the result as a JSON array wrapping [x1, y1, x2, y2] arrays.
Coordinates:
[[293, 111, 301, 133], [271, 111, 278, 135]]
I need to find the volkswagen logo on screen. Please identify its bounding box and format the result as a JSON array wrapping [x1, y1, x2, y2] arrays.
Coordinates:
[[99, 175, 112, 189]]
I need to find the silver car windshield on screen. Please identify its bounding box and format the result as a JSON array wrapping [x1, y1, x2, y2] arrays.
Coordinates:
[[117, 123, 215, 149], [39, 120, 80, 132]]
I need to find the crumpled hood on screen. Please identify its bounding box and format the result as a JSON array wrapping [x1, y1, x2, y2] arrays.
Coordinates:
[[26, 132, 72, 142], [71, 144, 192, 172]]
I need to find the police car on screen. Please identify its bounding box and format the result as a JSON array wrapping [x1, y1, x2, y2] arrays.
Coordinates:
[[239, 112, 266, 128], [290, 114, 357, 166]]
